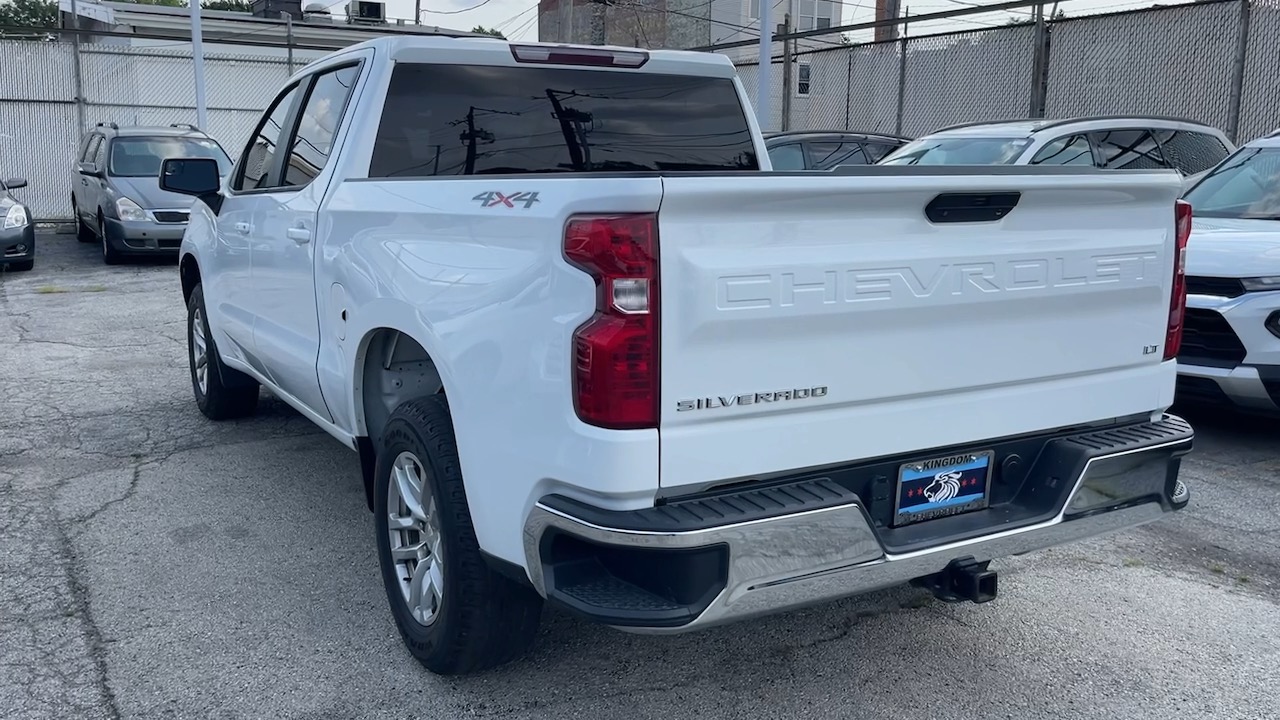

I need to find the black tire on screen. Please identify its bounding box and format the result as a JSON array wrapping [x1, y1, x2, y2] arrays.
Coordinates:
[[9, 259, 34, 272], [375, 395, 542, 675], [100, 215, 123, 265], [74, 201, 94, 243], [186, 283, 259, 420]]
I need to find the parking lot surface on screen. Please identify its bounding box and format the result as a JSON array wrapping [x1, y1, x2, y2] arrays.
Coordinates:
[[2, 230, 1278, 720]]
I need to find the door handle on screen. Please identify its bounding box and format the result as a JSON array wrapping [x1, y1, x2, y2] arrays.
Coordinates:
[[287, 227, 311, 244], [234, 222, 252, 235]]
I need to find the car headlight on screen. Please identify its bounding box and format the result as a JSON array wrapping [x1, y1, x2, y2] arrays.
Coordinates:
[[115, 196, 148, 222], [1241, 276, 1280, 292], [3, 204, 27, 230]]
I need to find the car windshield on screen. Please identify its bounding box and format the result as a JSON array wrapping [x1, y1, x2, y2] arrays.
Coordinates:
[[1183, 147, 1280, 220], [109, 137, 232, 178], [879, 137, 1031, 166]]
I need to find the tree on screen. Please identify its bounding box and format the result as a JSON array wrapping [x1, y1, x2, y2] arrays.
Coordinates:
[[202, 0, 252, 9], [471, 25, 505, 38], [0, 0, 57, 30]]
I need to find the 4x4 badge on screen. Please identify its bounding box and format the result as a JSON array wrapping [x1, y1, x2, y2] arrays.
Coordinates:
[[473, 191, 540, 209]]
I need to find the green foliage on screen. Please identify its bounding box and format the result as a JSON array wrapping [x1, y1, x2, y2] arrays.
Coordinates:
[[201, 0, 252, 10], [471, 25, 505, 39], [0, 0, 58, 29]]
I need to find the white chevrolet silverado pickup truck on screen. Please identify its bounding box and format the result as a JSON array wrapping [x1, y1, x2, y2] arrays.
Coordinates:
[[161, 35, 1196, 675]]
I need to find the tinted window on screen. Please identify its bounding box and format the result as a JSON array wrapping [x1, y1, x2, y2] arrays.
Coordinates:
[[862, 141, 899, 162], [1155, 130, 1230, 176], [79, 135, 98, 162], [768, 143, 806, 170], [1183, 148, 1280, 220], [235, 84, 301, 191], [370, 64, 758, 177], [83, 135, 103, 166], [1089, 130, 1166, 170], [1030, 134, 1095, 166], [108, 137, 231, 177], [282, 65, 361, 188], [880, 137, 1031, 166], [807, 141, 866, 169]]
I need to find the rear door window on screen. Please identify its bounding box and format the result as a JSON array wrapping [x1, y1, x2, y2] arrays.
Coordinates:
[[370, 64, 759, 176], [862, 141, 899, 162], [1029, 134, 1095, 166], [1089, 129, 1167, 170], [1154, 130, 1231, 176], [806, 141, 867, 169], [768, 142, 806, 170]]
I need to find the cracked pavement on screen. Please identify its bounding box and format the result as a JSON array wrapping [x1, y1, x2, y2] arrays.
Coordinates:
[[2, 231, 1279, 719]]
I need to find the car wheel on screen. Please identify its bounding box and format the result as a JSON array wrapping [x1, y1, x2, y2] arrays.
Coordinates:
[[100, 215, 123, 265], [187, 283, 259, 420], [74, 201, 94, 243], [375, 395, 542, 675]]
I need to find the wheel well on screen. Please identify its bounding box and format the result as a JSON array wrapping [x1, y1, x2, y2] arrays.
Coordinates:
[[358, 329, 444, 511], [179, 255, 201, 304]]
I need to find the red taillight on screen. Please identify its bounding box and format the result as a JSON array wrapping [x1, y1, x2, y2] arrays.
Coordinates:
[[1164, 200, 1193, 361], [509, 44, 649, 68], [564, 214, 660, 429]]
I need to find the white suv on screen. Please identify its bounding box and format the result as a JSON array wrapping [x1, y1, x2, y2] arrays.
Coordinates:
[[880, 116, 1234, 188], [1176, 133, 1280, 412]]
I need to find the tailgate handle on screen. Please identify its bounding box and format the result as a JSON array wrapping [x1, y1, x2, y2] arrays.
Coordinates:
[[925, 192, 1021, 224]]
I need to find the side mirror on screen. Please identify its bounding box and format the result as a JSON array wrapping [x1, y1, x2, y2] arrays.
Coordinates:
[[78, 162, 101, 177], [160, 157, 221, 197], [2, 177, 26, 190]]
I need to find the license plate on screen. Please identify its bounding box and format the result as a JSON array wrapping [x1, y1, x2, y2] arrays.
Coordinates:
[[894, 450, 994, 527]]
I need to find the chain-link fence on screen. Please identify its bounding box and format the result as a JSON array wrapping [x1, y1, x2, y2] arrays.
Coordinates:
[[0, 38, 298, 220], [736, 0, 1277, 146]]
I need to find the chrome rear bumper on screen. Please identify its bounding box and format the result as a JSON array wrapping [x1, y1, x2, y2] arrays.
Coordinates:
[[522, 415, 1193, 634]]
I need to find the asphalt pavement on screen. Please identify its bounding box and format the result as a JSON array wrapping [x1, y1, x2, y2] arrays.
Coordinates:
[[2, 230, 1278, 720]]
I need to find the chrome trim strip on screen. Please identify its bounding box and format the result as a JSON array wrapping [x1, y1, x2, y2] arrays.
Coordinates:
[[521, 420, 1192, 634]]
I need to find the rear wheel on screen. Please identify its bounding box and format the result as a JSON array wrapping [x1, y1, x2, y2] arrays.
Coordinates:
[[375, 395, 542, 675], [187, 283, 259, 420]]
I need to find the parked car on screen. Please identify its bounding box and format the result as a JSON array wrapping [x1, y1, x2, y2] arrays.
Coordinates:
[[72, 122, 233, 265], [161, 35, 1193, 675], [879, 116, 1234, 187], [1174, 133, 1280, 413], [0, 176, 34, 272], [764, 130, 910, 170]]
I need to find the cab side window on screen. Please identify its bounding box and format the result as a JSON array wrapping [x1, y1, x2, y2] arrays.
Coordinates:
[[1154, 130, 1231, 176], [233, 83, 302, 191], [1089, 129, 1167, 170], [280, 64, 362, 189], [1030, 134, 1095, 166], [767, 142, 807, 170]]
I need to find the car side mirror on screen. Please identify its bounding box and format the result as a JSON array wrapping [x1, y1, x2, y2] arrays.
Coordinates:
[[161, 157, 223, 214], [2, 177, 26, 190], [78, 162, 101, 177]]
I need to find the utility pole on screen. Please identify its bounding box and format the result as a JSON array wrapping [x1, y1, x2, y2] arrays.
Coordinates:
[[781, 12, 793, 131], [68, 0, 85, 134], [546, 90, 593, 170], [591, 0, 607, 45], [757, 0, 773, 130], [282, 11, 294, 74], [190, 0, 208, 131]]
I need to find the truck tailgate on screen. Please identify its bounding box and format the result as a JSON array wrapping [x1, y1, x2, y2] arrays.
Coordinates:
[[657, 169, 1184, 491]]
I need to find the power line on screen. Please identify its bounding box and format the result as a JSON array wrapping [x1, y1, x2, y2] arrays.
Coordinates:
[[420, 0, 498, 16]]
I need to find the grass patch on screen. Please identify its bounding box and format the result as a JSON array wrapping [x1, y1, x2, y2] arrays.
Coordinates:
[[35, 285, 69, 294], [1122, 557, 1145, 568], [1208, 563, 1226, 575]]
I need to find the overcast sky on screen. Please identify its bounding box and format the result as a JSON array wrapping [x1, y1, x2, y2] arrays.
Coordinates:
[[387, 0, 1188, 43]]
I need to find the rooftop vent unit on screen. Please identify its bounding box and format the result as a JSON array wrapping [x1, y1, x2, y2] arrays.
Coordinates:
[[346, 0, 386, 24]]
